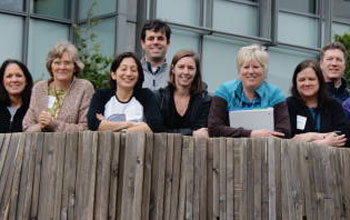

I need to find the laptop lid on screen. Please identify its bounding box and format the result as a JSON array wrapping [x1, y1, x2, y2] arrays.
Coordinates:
[[229, 107, 274, 130]]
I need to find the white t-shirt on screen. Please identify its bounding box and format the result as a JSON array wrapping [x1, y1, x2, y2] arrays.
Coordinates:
[[104, 96, 144, 122]]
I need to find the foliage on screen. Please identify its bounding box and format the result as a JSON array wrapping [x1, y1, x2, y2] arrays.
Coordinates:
[[74, 2, 112, 89], [334, 32, 350, 83]]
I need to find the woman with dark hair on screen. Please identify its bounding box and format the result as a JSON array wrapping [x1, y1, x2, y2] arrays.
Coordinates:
[[87, 52, 164, 132], [0, 59, 33, 132], [287, 59, 348, 147], [155, 49, 211, 137], [23, 41, 94, 132]]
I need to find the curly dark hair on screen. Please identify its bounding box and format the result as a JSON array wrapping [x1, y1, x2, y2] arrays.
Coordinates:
[[0, 59, 33, 106], [109, 52, 144, 91]]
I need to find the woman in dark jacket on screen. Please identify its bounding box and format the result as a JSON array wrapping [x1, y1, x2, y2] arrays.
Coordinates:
[[155, 50, 211, 137], [88, 52, 164, 132], [0, 59, 33, 133], [287, 59, 349, 147]]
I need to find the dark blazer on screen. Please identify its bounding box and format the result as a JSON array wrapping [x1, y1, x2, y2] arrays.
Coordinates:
[[87, 88, 165, 132], [0, 102, 29, 133], [154, 85, 212, 135]]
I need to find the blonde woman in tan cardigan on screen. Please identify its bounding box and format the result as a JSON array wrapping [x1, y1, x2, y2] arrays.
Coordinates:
[[23, 41, 94, 132]]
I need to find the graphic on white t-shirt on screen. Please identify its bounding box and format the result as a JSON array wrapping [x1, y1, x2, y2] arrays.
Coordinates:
[[104, 96, 144, 122]]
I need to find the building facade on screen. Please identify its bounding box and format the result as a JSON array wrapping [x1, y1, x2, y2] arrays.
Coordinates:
[[1, 0, 350, 93]]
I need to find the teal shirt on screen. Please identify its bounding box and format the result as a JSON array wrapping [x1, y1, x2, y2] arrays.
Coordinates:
[[215, 80, 285, 111]]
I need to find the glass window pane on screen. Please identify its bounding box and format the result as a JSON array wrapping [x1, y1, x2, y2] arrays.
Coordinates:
[[28, 19, 70, 80], [165, 28, 200, 64], [332, 22, 350, 37], [0, 14, 23, 63], [333, 0, 350, 20], [32, 0, 71, 19], [79, 18, 115, 56], [278, 12, 319, 48], [79, 0, 116, 20], [213, 0, 258, 37], [157, 0, 200, 26], [0, 0, 24, 11], [268, 47, 318, 94], [202, 36, 248, 92], [279, 0, 317, 14]]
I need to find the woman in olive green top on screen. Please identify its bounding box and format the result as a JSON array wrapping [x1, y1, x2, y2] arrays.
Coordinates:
[[23, 41, 94, 132]]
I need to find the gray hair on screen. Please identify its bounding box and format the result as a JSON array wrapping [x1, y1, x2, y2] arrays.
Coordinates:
[[237, 44, 269, 74], [46, 41, 84, 77]]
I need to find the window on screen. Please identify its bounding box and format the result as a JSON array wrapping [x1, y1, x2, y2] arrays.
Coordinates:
[[279, 0, 317, 14], [79, 0, 116, 20], [28, 20, 70, 80], [213, 0, 259, 37], [156, 0, 200, 26], [33, 0, 71, 19], [0, 14, 23, 63], [333, 0, 350, 20], [0, 0, 24, 12]]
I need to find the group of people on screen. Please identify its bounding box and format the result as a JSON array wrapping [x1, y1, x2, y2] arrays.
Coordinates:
[[1, 19, 349, 148]]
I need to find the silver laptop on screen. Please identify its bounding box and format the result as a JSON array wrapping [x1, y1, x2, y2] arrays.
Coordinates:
[[229, 107, 274, 130]]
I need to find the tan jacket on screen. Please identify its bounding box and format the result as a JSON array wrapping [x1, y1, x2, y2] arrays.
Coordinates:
[[23, 77, 94, 132]]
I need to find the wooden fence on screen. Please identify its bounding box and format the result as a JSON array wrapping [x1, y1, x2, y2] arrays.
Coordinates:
[[0, 131, 349, 219]]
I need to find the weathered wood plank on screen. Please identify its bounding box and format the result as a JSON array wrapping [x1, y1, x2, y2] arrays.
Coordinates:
[[219, 137, 227, 220], [94, 131, 113, 220], [0, 133, 10, 178], [108, 132, 121, 220], [163, 133, 175, 220], [169, 134, 182, 220], [75, 131, 98, 220], [198, 137, 208, 220], [16, 133, 40, 220], [8, 133, 27, 220], [61, 132, 79, 220], [206, 138, 214, 220], [226, 138, 234, 220], [212, 138, 220, 219], [177, 135, 188, 220], [185, 136, 194, 219], [141, 132, 153, 220], [149, 133, 167, 220], [0, 133, 20, 219], [252, 138, 263, 220], [37, 132, 65, 220]]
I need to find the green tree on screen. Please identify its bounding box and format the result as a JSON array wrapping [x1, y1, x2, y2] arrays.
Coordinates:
[[334, 32, 350, 84], [74, 2, 112, 89]]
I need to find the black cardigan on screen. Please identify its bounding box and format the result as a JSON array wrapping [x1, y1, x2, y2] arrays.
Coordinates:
[[287, 96, 350, 139], [154, 85, 212, 135], [0, 102, 29, 133], [87, 88, 165, 132]]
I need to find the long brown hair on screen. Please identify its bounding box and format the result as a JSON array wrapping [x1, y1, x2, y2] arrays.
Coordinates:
[[169, 50, 203, 94]]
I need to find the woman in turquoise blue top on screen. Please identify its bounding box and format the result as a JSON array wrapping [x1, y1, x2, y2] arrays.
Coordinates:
[[208, 44, 291, 138]]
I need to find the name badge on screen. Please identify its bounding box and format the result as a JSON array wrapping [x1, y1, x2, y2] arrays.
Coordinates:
[[48, 95, 56, 109], [296, 115, 307, 130]]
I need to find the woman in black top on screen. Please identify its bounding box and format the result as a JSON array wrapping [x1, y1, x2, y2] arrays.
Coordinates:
[[287, 59, 348, 147], [155, 50, 211, 137], [0, 59, 33, 133]]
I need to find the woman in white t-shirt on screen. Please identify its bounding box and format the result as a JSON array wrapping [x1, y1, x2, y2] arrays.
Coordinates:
[[87, 52, 164, 132]]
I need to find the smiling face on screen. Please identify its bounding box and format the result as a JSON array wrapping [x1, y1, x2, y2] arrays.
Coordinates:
[[172, 56, 196, 89], [3, 63, 27, 98], [296, 67, 320, 100], [239, 59, 265, 91], [141, 30, 170, 64], [320, 49, 346, 82], [111, 57, 139, 90], [51, 51, 75, 84]]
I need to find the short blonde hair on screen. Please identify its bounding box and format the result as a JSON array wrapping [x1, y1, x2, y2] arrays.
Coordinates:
[[237, 44, 268, 74], [46, 41, 84, 77]]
